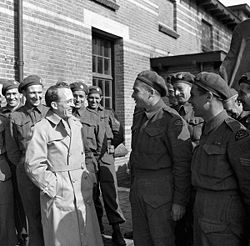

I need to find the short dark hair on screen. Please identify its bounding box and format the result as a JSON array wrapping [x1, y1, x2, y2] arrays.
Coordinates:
[[45, 83, 69, 107]]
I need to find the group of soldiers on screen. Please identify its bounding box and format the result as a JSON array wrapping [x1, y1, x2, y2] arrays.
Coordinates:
[[0, 76, 126, 246], [129, 69, 250, 246]]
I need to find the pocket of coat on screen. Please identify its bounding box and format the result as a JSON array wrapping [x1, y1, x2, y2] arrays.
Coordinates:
[[199, 218, 228, 234], [55, 173, 63, 198], [203, 144, 226, 155], [143, 195, 171, 208]]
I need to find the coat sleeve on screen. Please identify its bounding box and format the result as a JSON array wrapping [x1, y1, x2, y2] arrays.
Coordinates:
[[109, 110, 124, 147], [167, 114, 192, 206], [228, 129, 250, 235], [25, 122, 57, 198]]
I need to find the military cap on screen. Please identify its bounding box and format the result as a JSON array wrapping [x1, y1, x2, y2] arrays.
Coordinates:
[[88, 86, 102, 96], [2, 80, 19, 96], [238, 72, 250, 85], [169, 72, 195, 86], [136, 70, 167, 97], [19, 75, 43, 92], [194, 72, 231, 100], [70, 81, 89, 94]]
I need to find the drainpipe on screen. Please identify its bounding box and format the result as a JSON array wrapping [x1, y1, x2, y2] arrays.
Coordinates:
[[17, 0, 24, 82]]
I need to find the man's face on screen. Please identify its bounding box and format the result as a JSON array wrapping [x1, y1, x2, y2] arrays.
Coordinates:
[[72, 90, 86, 109], [87, 93, 102, 109], [23, 85, 43, 107], [5, 88, 21, 108], [173, 82, 191, 104], [239, 83, 250, 111], [54, 88, 74, 119], [224, 94, 243, 119], [131, 80, 150, 108], [189, 85, 207, 117]]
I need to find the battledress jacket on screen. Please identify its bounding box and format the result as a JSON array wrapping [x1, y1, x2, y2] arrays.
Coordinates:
[[25, 110, 103, 246]]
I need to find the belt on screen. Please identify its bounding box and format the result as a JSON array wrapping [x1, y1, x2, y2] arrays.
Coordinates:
[[196, 188, 238, 196], [49, 163, 86, 172]]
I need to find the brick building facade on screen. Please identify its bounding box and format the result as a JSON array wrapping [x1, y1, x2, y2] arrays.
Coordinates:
[[0, 0, 248, 167]]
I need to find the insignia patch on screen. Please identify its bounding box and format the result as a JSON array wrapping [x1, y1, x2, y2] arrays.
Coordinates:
[[235, 129, 249, 141], [174, 119, 183, 126]]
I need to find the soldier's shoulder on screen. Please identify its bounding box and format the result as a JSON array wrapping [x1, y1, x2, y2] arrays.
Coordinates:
[[225, 117, 250, 142], [162, 105, 186, 126]]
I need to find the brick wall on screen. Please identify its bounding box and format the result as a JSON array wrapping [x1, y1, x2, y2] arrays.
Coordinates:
[[0, 0, 234, 170]]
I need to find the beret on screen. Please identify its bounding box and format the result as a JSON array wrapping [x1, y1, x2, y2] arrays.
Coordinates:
[[169, 72, 195, 86], [238, 72, 250, 85], [224, 88, 238, 103], [19, 75, 43, 92], [2, 80, 19, 95], [88, 86, 102, 96], [194, 72, 231, 100], [70, 81, 89, 94], [136, 70, 167, 97]]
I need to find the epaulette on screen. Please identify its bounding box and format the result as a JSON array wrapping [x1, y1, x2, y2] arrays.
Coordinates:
[[225, 117, 250, 141], [224, 117, 242, 133]]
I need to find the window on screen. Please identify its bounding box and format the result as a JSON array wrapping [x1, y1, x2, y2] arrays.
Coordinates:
[[201, 20, 213, 52], [92, 36, 114, 108]]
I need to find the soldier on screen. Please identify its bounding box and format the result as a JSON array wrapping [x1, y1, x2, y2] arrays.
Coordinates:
[[171, 72, 204, 147], [170, 72, 204, 246], [1, 80, 21, 115], [130, 70, 192, 246], [223, 88, 244, 120], [8, 75, 48, 246], [24, 83, 103, 246], [87, 86, 126, 246], [189, 72, 250, 246], [0, 114, 16, 245], [238, 72, 250, 129], [1, 80, 27, 245]]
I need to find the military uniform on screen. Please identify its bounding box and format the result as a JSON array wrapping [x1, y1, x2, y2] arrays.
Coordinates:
[[175, 102, 203, 147], [192, 109, 250, 246], [87, 105, 126, 226], [130, 99, 192, 246], [0, 114, 16, 246], [8, 103, 48, 246]]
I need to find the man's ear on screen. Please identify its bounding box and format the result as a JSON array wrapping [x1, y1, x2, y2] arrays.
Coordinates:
[[51, 101, 58, 110]]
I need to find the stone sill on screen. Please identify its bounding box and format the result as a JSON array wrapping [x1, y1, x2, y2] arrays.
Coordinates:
[[92, 0, 120, 11], [158, 23, 180, 39]]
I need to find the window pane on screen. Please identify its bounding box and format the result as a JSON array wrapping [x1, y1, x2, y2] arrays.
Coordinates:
[[92, 55, 97, 73], [92, 39, 98, 55], [98, 79, 104, 92], [105, 98, 111, 108], [104, 40, 111, 58], [104, 58, 111, 75], [104, 80, 110, 96], [93, 78, 97, 86], [97, 57, 103, 74]]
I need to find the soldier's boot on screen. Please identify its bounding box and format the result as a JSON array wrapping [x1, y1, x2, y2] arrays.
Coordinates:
[[112, 223, 126, 246]]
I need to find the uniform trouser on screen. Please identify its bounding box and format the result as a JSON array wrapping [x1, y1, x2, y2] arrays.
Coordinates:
[[130, 170, 175, 246], [193, 190, 248, 246], [16, 164, 44, 246], [9, 163, 27, 236], [0, 179, 16, 246], [94, 161, 125, 225]]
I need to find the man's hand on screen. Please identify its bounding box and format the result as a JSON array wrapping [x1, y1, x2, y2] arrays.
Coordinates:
[[171, 203, 186, 221]]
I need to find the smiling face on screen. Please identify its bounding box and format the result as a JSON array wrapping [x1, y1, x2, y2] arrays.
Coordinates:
[[87, 93, 102, 109], [52, 88, 74, 119], [72, 90, 86, 109], [131, 80, 151, 109], [238, 82, 250, 111], [23, 85, 43, 107], [5, 88, 21, 108], [173, 81, 191, 105]]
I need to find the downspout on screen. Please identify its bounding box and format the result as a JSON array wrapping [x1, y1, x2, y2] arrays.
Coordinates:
[[17, 0, 24, 82]]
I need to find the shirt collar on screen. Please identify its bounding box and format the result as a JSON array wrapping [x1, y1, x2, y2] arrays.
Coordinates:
[[176, 102, 193, 115], [24, 103, 43, 114], [145, 99, 165, 120], [203, 110, 228, 135]]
